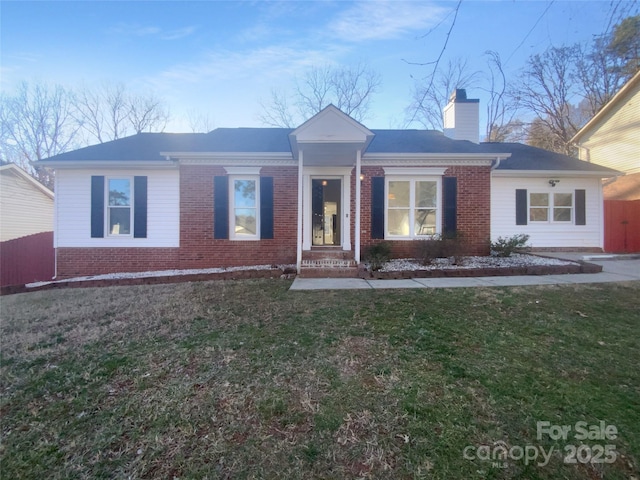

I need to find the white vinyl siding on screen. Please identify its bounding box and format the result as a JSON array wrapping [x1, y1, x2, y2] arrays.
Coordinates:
[[576, 77, 640, 174], [491, 176, 603, 248], [55, 169, 180, 247], [0, 169, 54, 242]]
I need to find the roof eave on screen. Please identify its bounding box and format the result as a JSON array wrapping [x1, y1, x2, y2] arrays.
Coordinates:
[[571, 70, 640, 143], [493, 169, 621, 178], [0, 164, 54, 198], [32, 160, 177, 169]]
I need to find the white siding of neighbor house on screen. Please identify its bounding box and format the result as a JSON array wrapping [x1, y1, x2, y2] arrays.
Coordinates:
[[576, 78, 640, 174], [55, 168, 180, 248], [491, 176, 603, 248], [0, 169, 54, 241]]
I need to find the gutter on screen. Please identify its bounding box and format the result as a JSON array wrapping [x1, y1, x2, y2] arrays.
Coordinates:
[[491, 154, 511, 170]]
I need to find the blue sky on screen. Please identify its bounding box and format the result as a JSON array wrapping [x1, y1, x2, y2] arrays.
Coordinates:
[[2, 1, 637, 134]]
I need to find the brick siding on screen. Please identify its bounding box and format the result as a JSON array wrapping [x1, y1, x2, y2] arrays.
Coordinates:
[[359, 165, 491, 258], [57, 164, 491, 277]]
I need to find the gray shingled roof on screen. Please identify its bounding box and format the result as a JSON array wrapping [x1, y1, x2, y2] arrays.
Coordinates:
[[38, 128, 618, 174], [479, 142, 619, 173]]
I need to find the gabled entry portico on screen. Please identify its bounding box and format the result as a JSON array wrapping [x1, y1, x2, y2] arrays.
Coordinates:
[[289, 105, 374, 273]]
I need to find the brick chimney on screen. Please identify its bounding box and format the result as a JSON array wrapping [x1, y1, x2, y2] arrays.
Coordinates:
[[443, 89, 480, 144]]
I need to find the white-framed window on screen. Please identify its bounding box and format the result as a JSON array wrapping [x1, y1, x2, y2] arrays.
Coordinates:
[[529, 192, 573, 223], [385, 177, 441, 238], [107, 177, 132, 236], [229, 175, 260, 240]]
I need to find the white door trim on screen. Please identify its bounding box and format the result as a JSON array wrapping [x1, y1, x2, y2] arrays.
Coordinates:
[[302, 167, 352, 251]]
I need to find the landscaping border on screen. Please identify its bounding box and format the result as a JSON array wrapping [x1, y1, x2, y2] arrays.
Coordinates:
[[358, 259, 602, 280], [1, 258, 604, 296], [1, 267, 292, 296]]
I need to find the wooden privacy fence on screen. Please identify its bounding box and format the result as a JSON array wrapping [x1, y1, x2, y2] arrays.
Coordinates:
[[604, 200, 640, 253], [0, 231, 55, 287]]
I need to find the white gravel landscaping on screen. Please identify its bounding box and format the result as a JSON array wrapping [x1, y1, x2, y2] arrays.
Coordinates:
[[376, 253, 578, 272]]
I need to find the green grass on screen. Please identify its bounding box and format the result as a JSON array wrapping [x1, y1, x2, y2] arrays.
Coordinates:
[[1, 279, 639, 479]]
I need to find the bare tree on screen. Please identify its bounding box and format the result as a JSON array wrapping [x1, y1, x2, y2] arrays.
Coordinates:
[[575, 15, 639, 117], [511, 46, 585, 155], [258, 63, 381, 127], [186, 109, 215, 133], [482, 51, 521, 142], [0, 81, 79, 188], [511, 15, 639, 155], [76, 83, 170, 142], [257, 89, 296, 128], [526, 117, 568, 153], [407, 58, 480, 130], [129, 94, 169, 134]]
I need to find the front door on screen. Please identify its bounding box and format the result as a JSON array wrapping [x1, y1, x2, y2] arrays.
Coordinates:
[[312, 179, 341, 246]]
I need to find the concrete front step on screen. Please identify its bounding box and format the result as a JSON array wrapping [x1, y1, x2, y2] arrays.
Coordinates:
[[301, 259, 357, 268], [300, 250, 359, 278], [303, 249, 355, 261]]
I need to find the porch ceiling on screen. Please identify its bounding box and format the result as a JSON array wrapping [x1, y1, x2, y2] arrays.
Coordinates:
[[298, 142, 365, 166]]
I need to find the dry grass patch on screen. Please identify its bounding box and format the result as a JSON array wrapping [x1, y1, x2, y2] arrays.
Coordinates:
[[1, 279, 639, 479]]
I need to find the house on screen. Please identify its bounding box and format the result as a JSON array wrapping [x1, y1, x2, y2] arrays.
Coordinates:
[[571, 70, 640, 200], [571, 71, 640, 252], [0, 162, 54, 241], [36, 91, 618, 278], [0, 162, 55, 287]]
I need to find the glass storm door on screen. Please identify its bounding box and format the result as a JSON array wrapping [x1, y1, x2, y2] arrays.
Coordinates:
[[311, 179, 341, 246]]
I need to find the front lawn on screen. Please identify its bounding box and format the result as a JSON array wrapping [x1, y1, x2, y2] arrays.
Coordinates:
[[1, 280, 639, 479]]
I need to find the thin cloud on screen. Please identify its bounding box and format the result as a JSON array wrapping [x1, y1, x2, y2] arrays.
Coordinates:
[[329, 1, 447, 42], [152, 45, 346, 86], [162, 26, 198, 41], [108, 23, 197, 40]]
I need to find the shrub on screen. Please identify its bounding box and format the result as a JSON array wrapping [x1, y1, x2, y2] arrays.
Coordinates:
[[415, 235, 445, 265], [491, 234, 530, 257], [366, 242, 392, 271], [414, 233, 466, 265]]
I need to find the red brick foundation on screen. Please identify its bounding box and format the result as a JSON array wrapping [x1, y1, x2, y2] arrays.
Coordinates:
[[56, 247, 181, 278]]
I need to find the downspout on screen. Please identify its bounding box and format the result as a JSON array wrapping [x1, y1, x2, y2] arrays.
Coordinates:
[[53, 172, 58, 280], [296, 150, 304, 274], [355, 149, 362, 264]]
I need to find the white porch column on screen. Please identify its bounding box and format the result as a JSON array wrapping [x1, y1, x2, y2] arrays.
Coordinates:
[[296, 150, 304, 273], [355, 149, 362, 264]]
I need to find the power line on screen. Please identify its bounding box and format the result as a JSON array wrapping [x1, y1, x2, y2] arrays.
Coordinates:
[[504, 0, 555, 66], [405, 0, 462, 127]]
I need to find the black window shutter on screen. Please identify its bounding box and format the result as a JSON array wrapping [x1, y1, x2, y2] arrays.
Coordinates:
[[516, 189, 528, 225], [443, 177, 457, 236], [371, 177, 385, 239], [214, 176, 229, 239], [91, 176, 105, 238], [133, 176, 148, 238], [575, 189, 586, 225], [260, 176, 274, 239]]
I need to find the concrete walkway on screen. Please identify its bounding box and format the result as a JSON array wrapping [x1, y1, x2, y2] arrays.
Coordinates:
[[289, 254, 640, 290]]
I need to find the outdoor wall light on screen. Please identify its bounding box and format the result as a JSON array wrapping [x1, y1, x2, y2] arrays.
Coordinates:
[[321, 180, 328, 186], [359, 174, 365, 181], [548, 179, 560, 187]]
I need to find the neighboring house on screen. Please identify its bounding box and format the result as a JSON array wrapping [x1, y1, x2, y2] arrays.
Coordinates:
[[0, 162, 54, 241], [0, 162, 56, 287], [36, 91, 618, 278], [572, 70, 640, 200], [572, 71, 640, 253]]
